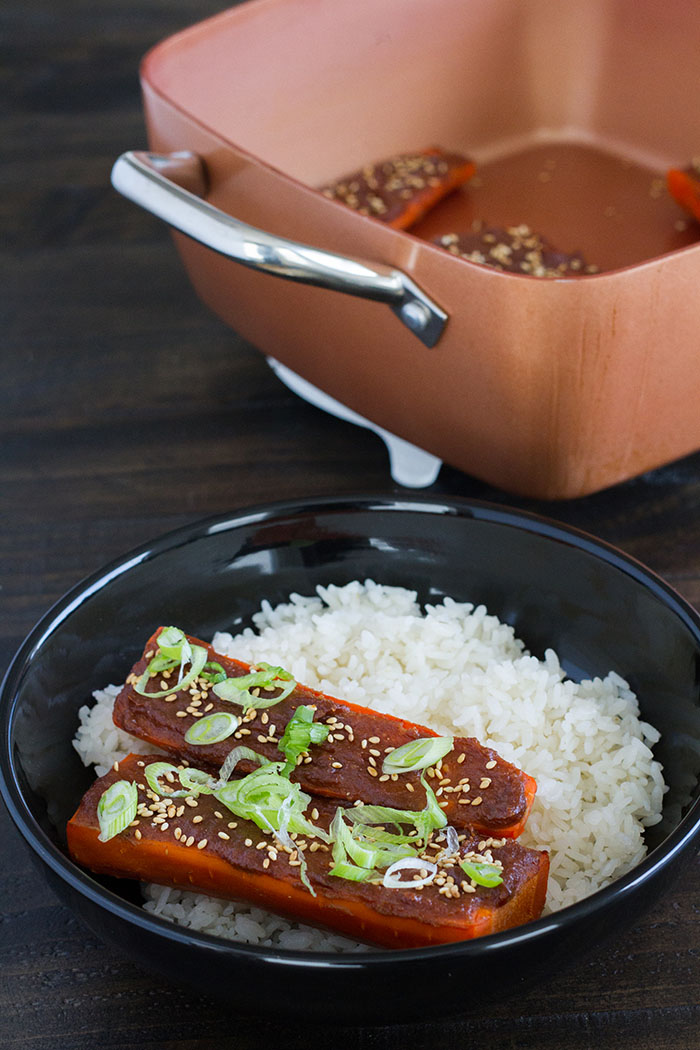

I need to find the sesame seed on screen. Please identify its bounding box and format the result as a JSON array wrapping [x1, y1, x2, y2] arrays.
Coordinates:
[[244, 838, 253, 847], [192, 815, 203, 824], [175, 711, 188, 718], [479, 778, 492, 789], [367, 766, 378, 777], [471, 796, 483, 806], [134, 829, 142, 840], [197, 839, 207, 850], [218, 831, 230, 840], [368, 736, 380, 744], [185, 835, 195, 847], [485, 760, 497, 769], [331, 761, 343, 769]]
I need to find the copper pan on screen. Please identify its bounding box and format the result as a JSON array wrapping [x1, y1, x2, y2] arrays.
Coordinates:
[[113, 0, 700, 499]]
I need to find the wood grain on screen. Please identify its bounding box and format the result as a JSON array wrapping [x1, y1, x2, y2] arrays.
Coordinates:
[[1, 1, 699, 1046]]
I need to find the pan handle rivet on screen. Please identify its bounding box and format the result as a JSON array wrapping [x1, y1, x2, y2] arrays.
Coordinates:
[[399, 300, 431, 333]]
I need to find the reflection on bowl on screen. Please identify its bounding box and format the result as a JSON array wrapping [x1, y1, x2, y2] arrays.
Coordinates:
[[2, 495, 700, 1022]]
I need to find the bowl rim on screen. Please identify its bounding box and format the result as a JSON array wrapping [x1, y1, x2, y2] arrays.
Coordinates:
[[2, 492, 700, 968]]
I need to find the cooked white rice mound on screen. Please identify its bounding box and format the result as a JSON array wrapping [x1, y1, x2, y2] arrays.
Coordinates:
[[73, 580, 665, 950]]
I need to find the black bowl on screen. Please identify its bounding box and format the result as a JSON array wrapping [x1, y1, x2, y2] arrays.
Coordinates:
[[2, 495, 700, 1023]]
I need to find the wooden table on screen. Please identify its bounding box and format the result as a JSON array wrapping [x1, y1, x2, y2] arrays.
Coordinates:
[[2, 1, 699, 1046]]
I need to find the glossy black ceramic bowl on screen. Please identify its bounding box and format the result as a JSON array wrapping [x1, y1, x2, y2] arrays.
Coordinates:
[[2, 495, 700, 1023]]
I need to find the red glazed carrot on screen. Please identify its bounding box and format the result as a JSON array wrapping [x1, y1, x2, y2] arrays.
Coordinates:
[[67, 753, 550, 948], [320, 147, 476, 230], [667, 165, 700, 223], [113, 629, 537, 839]]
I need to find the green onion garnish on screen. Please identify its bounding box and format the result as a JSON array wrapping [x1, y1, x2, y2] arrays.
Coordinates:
[[328, 860, 373, 882], [135, 627, 208, 699], [213, 663, 296, 712], [144, 761, 192, 798], [184, 711, 239, 746], [200, 661, 227, 685], [382, 856, 438, 889], [216, 745, 270, 787], [214, 762, 327, 895], [329, 808, 418, 883], [459, 859, 504, 887], [382, 735, 454, 775], [345, 774, 447, 844], [97, 780, 138, 842], [179, 767, 217, 794], [278, 705, 330, 774], [156, 625, 193, 663]]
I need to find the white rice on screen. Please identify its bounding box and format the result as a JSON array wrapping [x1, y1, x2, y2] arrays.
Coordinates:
[[73, 580, 666, 951]]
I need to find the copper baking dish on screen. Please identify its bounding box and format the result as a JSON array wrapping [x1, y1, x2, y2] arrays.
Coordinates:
[[112, 0, 700, 499]]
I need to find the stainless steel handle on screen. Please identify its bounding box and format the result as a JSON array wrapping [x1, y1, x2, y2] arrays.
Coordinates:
[[110, 151, 448, 347]]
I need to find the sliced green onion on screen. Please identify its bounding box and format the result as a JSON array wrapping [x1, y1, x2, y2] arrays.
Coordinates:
[[279, 705, 330, 774], [459, 860, 504, 887], [144, 761, 191, 798], [216, 745, 270, 787], [200, 660, 228, 685], [156, 626, 192, 663], [97, 780, 138, 842], [184, 711, 239, 746], [135, 642, 208, 699], [179, 767, 217, 794], [345, 776, 447, 844], [214, 762, 327, 896], [212, 662, 296, 712], [382, 735, 454, 775], [328, 861, 373, 882], [383, 857, 437, 890], [329, 808, 416, 882], [418, 771, 448, 839], [214, 763, 328, 844]]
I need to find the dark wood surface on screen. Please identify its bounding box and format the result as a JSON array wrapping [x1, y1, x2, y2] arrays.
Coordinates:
[[2, 1, 699, 1046]]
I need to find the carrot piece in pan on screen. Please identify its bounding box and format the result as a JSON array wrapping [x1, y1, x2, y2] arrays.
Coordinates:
[[112, 629, 537, 840], [67, 753, 550, 948], [320, 147, 476, 229], [667, 164, 700, 223], [434, 224, 599, 276]]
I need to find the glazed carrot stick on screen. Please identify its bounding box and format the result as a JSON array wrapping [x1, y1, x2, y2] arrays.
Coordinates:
[[319, 147, 476, 230], [113, 629, 537, 839], [67, 753, 549, 948], [667, 164, 700, 223]]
